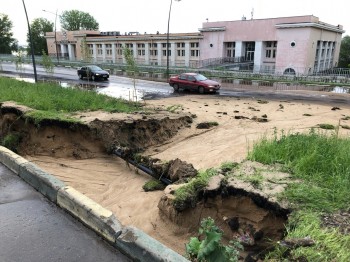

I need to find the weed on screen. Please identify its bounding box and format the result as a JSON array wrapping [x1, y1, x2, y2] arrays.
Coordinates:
[[166, 104, 183, 113], [186, 217, 243, 262], [142, 180, 166, 192]]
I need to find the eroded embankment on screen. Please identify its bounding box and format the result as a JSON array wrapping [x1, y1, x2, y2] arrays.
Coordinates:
[[0, 102, 292, 258]]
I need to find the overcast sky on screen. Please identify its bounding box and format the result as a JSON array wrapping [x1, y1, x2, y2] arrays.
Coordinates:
[[3, 0, 349, 45]]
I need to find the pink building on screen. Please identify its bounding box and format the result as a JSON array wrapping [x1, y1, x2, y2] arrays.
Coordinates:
[[45, 15, 344, 75], [199, 15, 344, 74]]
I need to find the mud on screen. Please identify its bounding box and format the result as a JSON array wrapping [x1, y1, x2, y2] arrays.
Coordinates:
[[2, 95, 349, 259]]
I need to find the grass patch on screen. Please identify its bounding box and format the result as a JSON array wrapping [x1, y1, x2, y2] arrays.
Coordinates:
[[173, 168, 218, 211], [0, 77, 142, 116], [248, 129, 350, 212], [318, 123, 335, 130], [267, 211, 350, 261], [142, 180, 166, 192], [248, 129, 350, 259]]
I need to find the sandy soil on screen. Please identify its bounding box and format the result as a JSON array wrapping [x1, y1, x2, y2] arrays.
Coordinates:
[[25, 91, 350, 255]]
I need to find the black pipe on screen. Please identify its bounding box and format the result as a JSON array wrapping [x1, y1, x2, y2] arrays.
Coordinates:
[[113, 149, 172, 185]]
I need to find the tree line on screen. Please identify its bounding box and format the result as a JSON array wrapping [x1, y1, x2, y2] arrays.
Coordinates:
[[0, 10, 98, 56]]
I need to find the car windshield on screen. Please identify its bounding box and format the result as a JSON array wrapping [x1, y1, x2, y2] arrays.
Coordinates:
[[194, 74, 208, 81], [88, 65, 103, 71]]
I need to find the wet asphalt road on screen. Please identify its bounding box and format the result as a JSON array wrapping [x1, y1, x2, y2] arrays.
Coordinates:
[[0, 163, 131, 262]]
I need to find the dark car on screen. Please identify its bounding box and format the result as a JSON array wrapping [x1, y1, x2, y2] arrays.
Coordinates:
[[168, 73, 221, 94], [77, 65, 109, 81]]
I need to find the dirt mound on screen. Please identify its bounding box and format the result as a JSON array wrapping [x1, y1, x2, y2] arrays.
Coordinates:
[[158, 161, 293, 257], [0, 101, 193, 159]]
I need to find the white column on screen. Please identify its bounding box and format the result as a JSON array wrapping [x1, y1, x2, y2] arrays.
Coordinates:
[[68, 44, 75, 61], [102, 44, 106, 63], [317, 41, 322, 72], [60, 44, 66, 58], [254, 41, 263, 73], [122, 43, 126, 64], [170, 42, 176, 66], [157, 42, 162, 66], [93, 44, 97, 63], [112, 43, 116, 63], [145, 43, 150, 65], [185, 42, 190, 67], [133, 43, 137, 59], [235, 41, 244, 58]]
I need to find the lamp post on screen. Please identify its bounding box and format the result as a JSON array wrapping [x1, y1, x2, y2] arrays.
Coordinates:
[[22, 0, 38, 82], [43, 9, 59, 64], [166, 0, 181, 79]]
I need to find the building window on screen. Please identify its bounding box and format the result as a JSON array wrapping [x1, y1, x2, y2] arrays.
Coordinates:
[[190, 42, 200, 57], [162, 43, 170, 56], [125, 43, 133, 55], [106, 44, 112, 56], [177, 42, 185, 57], [265, 41, 277, 59], [137, 43, 145, 56], [116, 43, 123, 56], [87, 44, 93, 55], [97, 44, 103, 55], [149, 43, 158, 56], [225, 42, 235, 57], [245, 42, 255, 61]]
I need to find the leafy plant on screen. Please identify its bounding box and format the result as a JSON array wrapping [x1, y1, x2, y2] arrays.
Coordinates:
[[186, 217, 243, 262], [166, 104, 183, 113]]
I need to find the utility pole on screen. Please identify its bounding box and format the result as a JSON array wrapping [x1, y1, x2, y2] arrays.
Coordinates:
[[22, 0, 38, 82]]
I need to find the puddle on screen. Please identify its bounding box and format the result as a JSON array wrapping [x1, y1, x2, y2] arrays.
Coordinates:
[[332, 86, 350, 94]]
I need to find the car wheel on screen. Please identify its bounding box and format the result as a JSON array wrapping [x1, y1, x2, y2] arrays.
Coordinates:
[[78, 74, 83, 80], [91, 75, 96, 81], [173, 84, 179, 92], [198, 86, 205, 94]]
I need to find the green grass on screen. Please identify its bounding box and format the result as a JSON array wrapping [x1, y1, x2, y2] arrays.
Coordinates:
[[0, 77, 142, 119], [267, 211, 350, 261], [173, 168, 219, 211], [248, 129, 350, 260], [248, 129, 350, 212]]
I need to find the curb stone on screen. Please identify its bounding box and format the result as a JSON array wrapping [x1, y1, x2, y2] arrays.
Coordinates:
[[0, 146, 189, 262]]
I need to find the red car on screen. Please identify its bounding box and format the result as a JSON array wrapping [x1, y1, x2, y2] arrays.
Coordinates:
[[169, 73, 221, 94]]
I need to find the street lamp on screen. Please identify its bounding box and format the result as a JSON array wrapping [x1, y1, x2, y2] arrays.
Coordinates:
[[166, 0, 181, 78], [42, 9, 59, 64], [22, 0, 38, 82]]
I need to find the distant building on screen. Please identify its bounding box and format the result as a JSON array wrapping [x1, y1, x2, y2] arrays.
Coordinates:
[[45, 15, 345, 75]]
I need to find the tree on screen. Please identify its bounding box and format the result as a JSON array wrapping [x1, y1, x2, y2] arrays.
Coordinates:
[[338, 35, 350, 68], [26, 18, 53, 55], [42, 50, 54, 75], [123, 46, 139, 101], [80, 36, 92, 63], [60, 10, 99, 31], [0, 13, 17, 54]]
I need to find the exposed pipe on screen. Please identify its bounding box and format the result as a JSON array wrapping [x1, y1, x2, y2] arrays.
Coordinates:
[[113, 148, 172, 185]]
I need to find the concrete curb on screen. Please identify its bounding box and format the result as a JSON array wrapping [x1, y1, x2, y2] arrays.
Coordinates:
[[0, 146, 189, 262]]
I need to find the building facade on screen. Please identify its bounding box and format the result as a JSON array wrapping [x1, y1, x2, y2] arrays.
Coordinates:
[[45, 15, 344, 75]]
